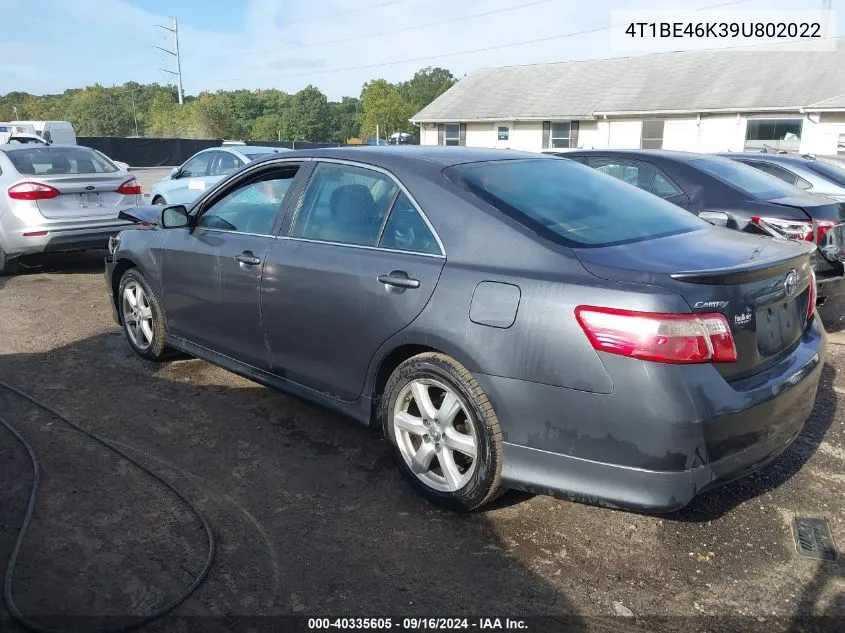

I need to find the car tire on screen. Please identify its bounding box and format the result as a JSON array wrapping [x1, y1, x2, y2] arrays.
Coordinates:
[[117, 268, 173, 361], [152, 196, 166, 206], [0, 247, 19, 276], [381, 352, 503, 511]]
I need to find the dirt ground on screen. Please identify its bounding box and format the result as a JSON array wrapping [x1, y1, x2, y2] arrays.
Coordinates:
[[0, 252, 844, 633]]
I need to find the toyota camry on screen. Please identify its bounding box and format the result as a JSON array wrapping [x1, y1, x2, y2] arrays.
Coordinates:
[[105, 147, 825, 512]]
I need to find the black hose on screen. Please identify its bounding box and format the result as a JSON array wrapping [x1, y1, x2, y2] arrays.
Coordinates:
[[0, 379, 216, 633]]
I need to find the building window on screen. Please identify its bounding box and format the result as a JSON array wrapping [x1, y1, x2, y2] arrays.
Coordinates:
[[640, 120, 665, 149], [838, 133, 845, 155], [444, 123, 460, 146], [745, 119, 803, 152], [497, 126, 509, 141], [550, 122, 571, 148]]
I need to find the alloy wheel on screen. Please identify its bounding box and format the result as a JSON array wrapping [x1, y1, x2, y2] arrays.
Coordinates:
[[122, 280, 154, 350], [392, 378, 478, 492]]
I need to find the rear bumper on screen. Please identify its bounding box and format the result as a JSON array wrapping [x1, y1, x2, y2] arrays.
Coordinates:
[[1, 223, 131, 258], [479, 318, 825, 512]]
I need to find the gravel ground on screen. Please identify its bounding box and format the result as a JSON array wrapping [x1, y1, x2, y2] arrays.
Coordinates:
[[0, 253, 843, 632]]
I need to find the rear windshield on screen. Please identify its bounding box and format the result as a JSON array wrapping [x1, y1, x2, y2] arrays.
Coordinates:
[[691, 156, 798, 199], [807, 159, 845, 187], [445, 159, 704, 247], [4, 146, 118, 175]]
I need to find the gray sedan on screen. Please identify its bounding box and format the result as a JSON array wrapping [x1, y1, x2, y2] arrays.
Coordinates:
[[0, 144, 140, 275], [150, 145, 290, 207], [105, 147, 824, 512], [720, 152, 845, 201]]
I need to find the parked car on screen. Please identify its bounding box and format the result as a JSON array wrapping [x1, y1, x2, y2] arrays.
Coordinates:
[[106, 147, 823, 513], [557, 149, 845, 302], [0, 144, 141, 274], [719, 152, 845, 201], [150, 145, 291, 206]]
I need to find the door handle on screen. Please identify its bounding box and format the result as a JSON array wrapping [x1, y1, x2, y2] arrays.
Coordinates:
[[235, 252, 261, 266], [377, 271, 420, 289]]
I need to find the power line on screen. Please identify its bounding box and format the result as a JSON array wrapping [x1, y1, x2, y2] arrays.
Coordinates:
[[199, 0, 557, 62], [283, 0, 407, 25], [216, 0, 754, 83]]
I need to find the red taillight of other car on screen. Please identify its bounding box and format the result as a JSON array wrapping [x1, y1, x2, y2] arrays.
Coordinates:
[[117, 178, 142, 195], [575, 306, 737, 364], [807, 269, 817, 320], [7, 181, 60, 201]]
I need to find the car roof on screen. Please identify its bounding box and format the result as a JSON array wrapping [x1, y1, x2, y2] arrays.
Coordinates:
[[0, 143, 91, 151], [237, 145, 292, 154], [249, 146, 546, 169], [561, 148, 727, 163]]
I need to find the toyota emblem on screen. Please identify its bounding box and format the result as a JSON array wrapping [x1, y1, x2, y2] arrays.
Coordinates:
[[784, 270, 799, 297]]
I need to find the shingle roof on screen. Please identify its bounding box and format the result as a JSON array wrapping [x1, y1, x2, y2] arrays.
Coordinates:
[[806, 93, 845, 109], [412, 39, 845, 122]]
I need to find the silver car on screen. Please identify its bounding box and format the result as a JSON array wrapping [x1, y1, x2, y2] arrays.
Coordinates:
[[720, 152, 845, 201], [150, 145, 290, 206], [0, 144, 141, 275]]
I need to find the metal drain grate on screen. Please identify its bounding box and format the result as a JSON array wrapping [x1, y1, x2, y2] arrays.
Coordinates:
[[793, 517, 837, 561]]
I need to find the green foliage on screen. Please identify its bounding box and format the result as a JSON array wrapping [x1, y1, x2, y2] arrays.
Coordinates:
[[358, 79, 416, 139], [0, 67, 454, 141], [397, 67, 457, 110]]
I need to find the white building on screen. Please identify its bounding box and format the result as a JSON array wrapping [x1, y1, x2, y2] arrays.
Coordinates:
[[411, 40, 845, 157]]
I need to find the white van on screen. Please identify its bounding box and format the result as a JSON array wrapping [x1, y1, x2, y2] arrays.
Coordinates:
[[10, 120, 77, 145]]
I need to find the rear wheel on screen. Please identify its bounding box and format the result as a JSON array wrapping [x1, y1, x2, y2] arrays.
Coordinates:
[[118, 269, 173, 361], [152, 196, 166, 206], [382, 353, 503, 511], [0, 247, 19, 276]]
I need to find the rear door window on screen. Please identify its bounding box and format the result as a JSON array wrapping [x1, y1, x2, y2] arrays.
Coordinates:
[[446, 158, 704, 247], [589, 158, 656, 190], [290, 162, 399, 247], [5, 147, 117, 175], [378, 192, 441, 255], [209, 152, 244, 176]]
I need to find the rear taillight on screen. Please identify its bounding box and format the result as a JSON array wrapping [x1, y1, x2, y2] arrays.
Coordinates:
[[117, 177, 142, 195], [575, 306, 738, 364], [807, 269, 817, 320], [7, 181, 60, 201], [751, 216, 838, 244]]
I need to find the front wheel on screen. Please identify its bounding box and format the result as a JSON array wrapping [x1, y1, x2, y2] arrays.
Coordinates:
[[152, 196, 166, 206], [381, 353, 503, 511], [118, 269, 173, 361]]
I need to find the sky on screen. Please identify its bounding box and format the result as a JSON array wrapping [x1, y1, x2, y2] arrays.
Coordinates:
[[0, 0, 842, 100]]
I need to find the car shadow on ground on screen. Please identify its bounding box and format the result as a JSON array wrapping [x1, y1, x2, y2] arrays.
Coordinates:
[[0, 332, 591, 630], [664, 362, 837, 524]]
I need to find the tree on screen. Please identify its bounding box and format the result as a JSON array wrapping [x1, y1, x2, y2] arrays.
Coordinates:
[[251, 114, 285, 141], [398, 67, 456, 110], [358, 79, 416, 139], [329, 96, 360, 142], [286, 85, 330, 141]]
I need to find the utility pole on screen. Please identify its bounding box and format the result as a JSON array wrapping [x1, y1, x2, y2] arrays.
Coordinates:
[[12, 105, 18, 119], [155, 16, 184, 105]]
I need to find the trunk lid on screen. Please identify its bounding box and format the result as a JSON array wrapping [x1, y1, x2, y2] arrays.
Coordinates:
[[33, 173, 140, 219], [573, 227, 815, 380]]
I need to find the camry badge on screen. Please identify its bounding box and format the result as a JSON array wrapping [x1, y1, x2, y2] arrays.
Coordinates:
[[784, 270, 798, 297]]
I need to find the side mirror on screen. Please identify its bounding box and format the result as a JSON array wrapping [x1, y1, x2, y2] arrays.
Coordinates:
[[161, 205, 190, 228], [169, 167, 182, 179]]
